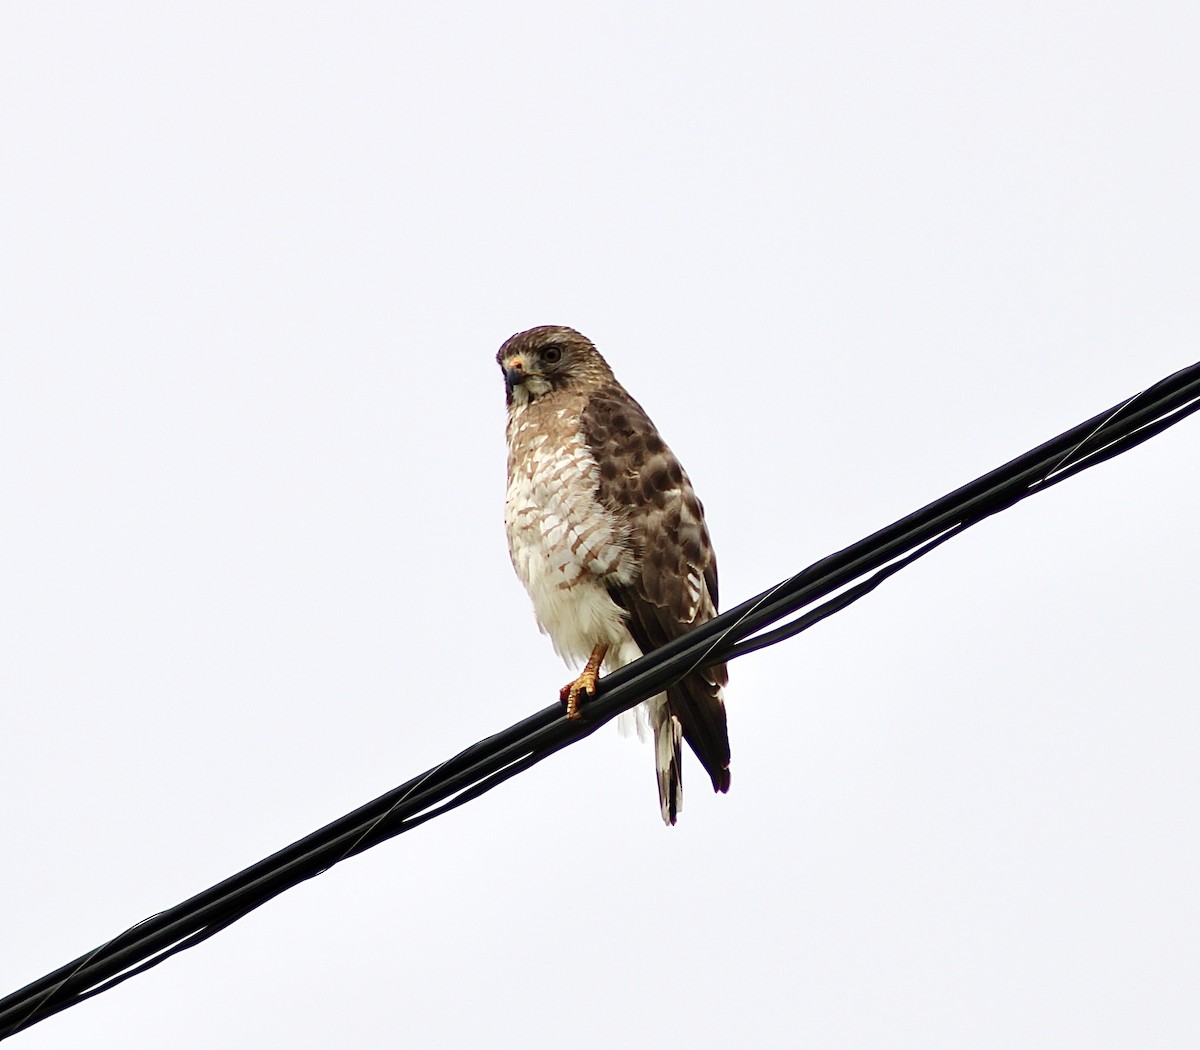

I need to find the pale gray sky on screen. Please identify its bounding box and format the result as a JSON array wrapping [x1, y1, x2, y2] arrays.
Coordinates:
[[2, 3, 1199, 1047]]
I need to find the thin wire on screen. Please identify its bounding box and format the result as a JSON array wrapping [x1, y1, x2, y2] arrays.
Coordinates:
[[2, 358, 1198, 1040], [677, 577, 793, 680], [1040, 391, 1144, 482], [723, 521, 973, 661]]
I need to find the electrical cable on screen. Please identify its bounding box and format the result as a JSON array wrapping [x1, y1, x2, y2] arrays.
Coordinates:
[[2, 359, 1198, 1039]]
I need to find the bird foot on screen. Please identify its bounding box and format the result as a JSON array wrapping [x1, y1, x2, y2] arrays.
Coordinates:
[[559, 643, 609, 720], [559, 671, 599, 720]]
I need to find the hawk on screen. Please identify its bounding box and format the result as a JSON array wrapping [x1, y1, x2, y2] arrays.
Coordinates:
[[497, 325, 730, 825]]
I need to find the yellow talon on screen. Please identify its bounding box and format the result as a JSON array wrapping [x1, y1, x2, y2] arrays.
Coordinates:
[[559, 643, 608, 720]]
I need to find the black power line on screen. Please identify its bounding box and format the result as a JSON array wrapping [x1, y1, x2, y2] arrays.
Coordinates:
[[2, 360, 1198, 1039]]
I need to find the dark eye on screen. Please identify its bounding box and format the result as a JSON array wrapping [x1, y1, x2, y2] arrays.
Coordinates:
[[542, 345, 563, 364]]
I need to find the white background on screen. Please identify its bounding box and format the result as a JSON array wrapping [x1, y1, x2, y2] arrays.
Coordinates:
[[2, 3, 1198, 1047]]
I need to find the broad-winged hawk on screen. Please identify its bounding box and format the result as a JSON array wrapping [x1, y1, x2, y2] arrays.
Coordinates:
[[498, 325, 730, 825]]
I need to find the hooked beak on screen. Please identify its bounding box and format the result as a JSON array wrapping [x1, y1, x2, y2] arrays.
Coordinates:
[[504, 357, 527, 396]]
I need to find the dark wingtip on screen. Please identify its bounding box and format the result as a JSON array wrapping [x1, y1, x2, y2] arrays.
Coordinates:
[[713, 767, 731, 795]]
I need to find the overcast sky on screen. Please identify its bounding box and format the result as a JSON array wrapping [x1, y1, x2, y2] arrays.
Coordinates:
[[3, 3, 1199, 1047]]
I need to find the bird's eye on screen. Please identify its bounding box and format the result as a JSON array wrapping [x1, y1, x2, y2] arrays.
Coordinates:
[[542, 345, 563, 364]]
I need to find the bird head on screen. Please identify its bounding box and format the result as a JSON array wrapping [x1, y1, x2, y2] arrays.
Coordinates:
[[495, 325, 612, 407]]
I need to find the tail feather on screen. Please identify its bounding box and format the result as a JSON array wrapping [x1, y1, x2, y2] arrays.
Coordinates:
[[650, 698, 683, 826], [607, 587, 731, 811]]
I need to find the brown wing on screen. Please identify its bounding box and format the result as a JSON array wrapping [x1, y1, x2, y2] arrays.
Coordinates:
[[582, 386, 731, 794]]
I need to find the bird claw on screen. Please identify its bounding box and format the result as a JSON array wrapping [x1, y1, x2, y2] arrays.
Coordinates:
[[559, 670, 599, 720], [559, 642, 608, 721]]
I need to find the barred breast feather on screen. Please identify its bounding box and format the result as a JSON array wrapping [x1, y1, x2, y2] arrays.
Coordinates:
[[504, 392, 637, 665]]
